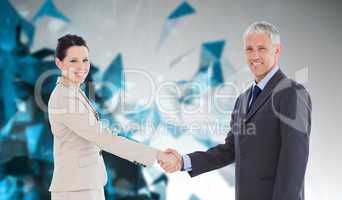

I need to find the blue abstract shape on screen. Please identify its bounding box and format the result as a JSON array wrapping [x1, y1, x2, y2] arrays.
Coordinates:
[[125, 103, 183, 140], [0, 0, 35, 51], [211, 62, 224, 86], [16, 56, 40, 85], [25, 124, 44, 155], [103, 54, 124, 90], [104, 168, 117, 197], [125, 106, 151, 125], [118, 128, 138, 139], [125, 103, 163, 130], [31, 48, 54, 60], [177, 87, 200, 104], [0, 176, 19, 199], [221, 57, 237, 78], [32, 0, 71, 23], [23, 189, 39, 200], [0, 51, 5, 69], [198, 40, 225, 73], [151, 105, 162, 128], [156, 1, 196, 50], [11, 110, 31, 125], [169, 48, 195, 68], [87, 63, 102, 84], [176, 40, 227, 104], [0, 2, 166, 198], [202, 40, 225, 62], [0, 55, 18, 126], [1, 8, 35, 71], [98, 54, 124, 101], [36, 61, 60, 94], [19, 20, 35, 48], [0, 118, 14, 139], [168, 1, 196, 19], [177, 69, 211, 104], [194, 135, 217, 148], [189, 194, 201, 200], [34, 130, 54, 162]]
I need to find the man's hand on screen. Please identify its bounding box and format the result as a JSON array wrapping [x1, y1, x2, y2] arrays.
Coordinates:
[[157, 148, 183, 173]]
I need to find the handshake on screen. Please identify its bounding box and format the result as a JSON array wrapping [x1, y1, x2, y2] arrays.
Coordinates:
[[157, 149, 183, 173]]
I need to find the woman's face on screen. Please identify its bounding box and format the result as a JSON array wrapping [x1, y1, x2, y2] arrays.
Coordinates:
[[55, 46, 90, 85]]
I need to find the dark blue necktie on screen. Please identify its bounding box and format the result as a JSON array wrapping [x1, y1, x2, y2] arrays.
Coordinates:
[[248, 85, 262, 112]]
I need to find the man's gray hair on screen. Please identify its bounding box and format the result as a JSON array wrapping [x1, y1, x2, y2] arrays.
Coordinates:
[[244, 21, 281, 44]]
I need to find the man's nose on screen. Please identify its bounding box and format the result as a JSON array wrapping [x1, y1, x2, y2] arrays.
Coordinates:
[[250, 50, 260, 59]]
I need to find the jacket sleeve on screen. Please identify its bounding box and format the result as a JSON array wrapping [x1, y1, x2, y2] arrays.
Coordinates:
[[187, 97, 240, 177], [272, 82, 312, 200], [49, 95, 159, 167]]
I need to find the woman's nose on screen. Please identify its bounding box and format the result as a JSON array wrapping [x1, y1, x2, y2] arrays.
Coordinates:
[[74, 65, 85, 72]]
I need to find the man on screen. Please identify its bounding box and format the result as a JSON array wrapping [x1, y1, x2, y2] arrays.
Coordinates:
[[161, 21, 312, 200]]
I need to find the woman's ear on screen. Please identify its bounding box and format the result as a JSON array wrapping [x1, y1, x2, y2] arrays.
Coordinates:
[[55, 58, 64, 70]]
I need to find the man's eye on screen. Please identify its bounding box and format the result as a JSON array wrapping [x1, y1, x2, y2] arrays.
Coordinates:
[[70, 60, 77, 63], [83, 59, 89, 63]]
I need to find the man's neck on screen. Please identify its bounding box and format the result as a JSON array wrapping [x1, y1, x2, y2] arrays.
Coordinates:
[[253, 65, 279, 90], [255, 65, 277, 83]]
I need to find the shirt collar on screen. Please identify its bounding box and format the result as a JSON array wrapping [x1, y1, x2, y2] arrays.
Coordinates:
[[253, 65, 279, 90]]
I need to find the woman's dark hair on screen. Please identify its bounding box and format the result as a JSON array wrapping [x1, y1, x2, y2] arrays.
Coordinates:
[[55, 34, 88, 60]]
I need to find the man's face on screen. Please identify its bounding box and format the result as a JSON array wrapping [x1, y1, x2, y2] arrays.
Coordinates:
[[244, 32, 281, 82]]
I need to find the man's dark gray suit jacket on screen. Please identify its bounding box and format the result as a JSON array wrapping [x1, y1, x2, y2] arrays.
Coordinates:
[[188, 70, 312, 200]]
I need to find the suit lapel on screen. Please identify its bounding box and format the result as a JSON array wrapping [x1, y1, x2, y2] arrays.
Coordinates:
[[78, 90, 100, 121], [245, 70, 285, 122], [241, 87, 252, 116], [56, 76, 100, 121]]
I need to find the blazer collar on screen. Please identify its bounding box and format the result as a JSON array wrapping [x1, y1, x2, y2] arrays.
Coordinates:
[[56, 76, 99, 120], [242, 69, 286, 122]]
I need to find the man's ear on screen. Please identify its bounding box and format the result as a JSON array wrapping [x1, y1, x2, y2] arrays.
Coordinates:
[[274, 44, 282, 56], [55, 58, 63, 70]]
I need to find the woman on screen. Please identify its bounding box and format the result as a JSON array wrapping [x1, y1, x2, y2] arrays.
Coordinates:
[[48, 34, 177, 200]]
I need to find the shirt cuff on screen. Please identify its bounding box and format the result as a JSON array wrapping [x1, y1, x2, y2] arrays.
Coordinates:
[[182, 154, 192, 171]]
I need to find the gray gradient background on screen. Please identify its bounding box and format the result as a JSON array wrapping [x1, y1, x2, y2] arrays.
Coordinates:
[[12, 0, 342, 199]]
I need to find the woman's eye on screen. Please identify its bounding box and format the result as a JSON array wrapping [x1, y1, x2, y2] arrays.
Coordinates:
[[83, 59, 89, 63], [70, 60, 77, 63]]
